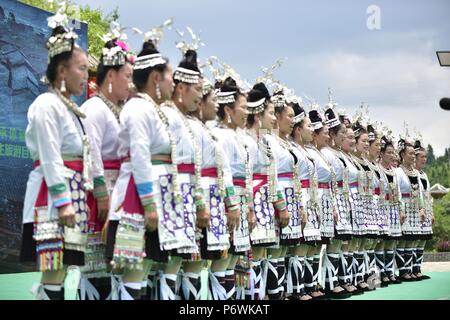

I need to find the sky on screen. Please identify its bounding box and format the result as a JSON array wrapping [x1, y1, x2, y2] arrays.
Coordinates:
[[73, 0, 450, 156]]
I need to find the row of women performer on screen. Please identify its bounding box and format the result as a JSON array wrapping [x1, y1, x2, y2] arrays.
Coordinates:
[[20, 15, 434, 300]]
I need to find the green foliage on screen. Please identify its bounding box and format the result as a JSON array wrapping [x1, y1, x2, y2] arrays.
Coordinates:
[[426, 144, 435, 165], [424, 147, 450, 188], [425, 192, 450, 251], [20, 0, 119, 58]]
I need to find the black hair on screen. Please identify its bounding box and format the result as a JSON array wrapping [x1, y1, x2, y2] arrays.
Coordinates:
[[133, 40, 169, 92], [273, 90, 287, 115], [414, 140, 426, 155], [217, 77, 243, 121], [246, 82, 270, 127], [309, 109, 325, 135], [352, 121, 367, 143], [173, 49, 199, 87], [96, 39, 131, 87], [46, 26, 82, 85], [324, 107, 344, 136], [290, 102, 306, 139], [380, 136, 394, 153], [367, 124, 378, 145]]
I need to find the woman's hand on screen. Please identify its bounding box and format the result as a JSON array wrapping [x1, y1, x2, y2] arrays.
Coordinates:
[[227, 207, 241, 232], [58, 204, 76, 228], [419, 208, 426, 223], [196, 206, 210, 229], [300, 207, 307, 229], [96, 195, 110, 223], [400, 212, 406, 225], [247, 207, 257, 233], [333, 208, 338, 223], [144, 205, 158, 232], [278, 208, 290, 229]]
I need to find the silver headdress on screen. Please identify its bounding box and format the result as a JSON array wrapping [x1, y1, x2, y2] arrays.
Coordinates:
[[132, 18, 173, 46], [207, 56, 250, 104], [397, 121, 413, 154], [380, 124, 394, 149], [246, 98, 267, 114], [100, 22, 130, 67], [413, 129, 425, 153], [323, 88, 341, 129], [132, 19, 173, 70], [255, 58, 286, 91], [246, 59, 285, 113], [304, 95, 323, 130], [173, 27, 202, 84], [352, 102, 369, 138], [293, 94, 306, 124], [46, 1, 79, 63]]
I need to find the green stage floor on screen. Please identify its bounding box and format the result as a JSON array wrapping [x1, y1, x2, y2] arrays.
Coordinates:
[[0, 270, 449, 300]]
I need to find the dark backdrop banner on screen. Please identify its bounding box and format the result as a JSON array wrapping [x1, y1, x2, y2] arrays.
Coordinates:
[[0, 0, 87, 274]]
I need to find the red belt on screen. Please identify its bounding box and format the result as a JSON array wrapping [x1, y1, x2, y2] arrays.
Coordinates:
[[374, 188, 381, 195], [233, 178, 246, 189], [177, 164, 195, 174], [201, 167, 218, 178], [278, 172, 294, 179], [349, 182, 359, 188], [301, 180, 310, 188], [33, 159, 83, 172], [337, 181, 344, 188], [253, 174, 269, 195], [121, 154, 172, 164], [103, 159, 121, 170], [318, 183, 331, 189], [402, 193, 411, 198]]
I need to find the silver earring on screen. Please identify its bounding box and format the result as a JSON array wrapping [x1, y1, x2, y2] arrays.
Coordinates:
[[60, 79, 66, 93], [156, 83, 162, 100], [108, 82, 113, 94], [178, 95, 183, 104], [258, 119, 262, 129], [227, 114, 232, 124]]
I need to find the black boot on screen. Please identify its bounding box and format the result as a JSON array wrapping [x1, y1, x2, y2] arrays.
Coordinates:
[[286, 256, 299, 298], [404, 248, 414, 280], [145, 271, 158, 300], [304, 256, 315, 295], [266, 258, 280, 300], [384, 250, 400, 283], [77, 274, 100, 300], [245, 260, 262, 300], [37, 284, 65, 300], [159, 273, 178, 300], [208, 270, 227, 300], [375, 251, 389, 287], [415, 247, 430, 280], [355, 252, 369, 291], [338, 252, 348, 287], [312, 255, 323, 293], [225, 269, 236, 300], [325, 253, 350, 299], [277, 257, 286, 299], [181, 272, 202, 300], [119, 282, 141, 300]]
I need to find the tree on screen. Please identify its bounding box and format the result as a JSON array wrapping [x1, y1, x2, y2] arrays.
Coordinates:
[[425, 192, 450, 252], [426, 144, 435, 165], [19, 0, 119, 58]]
